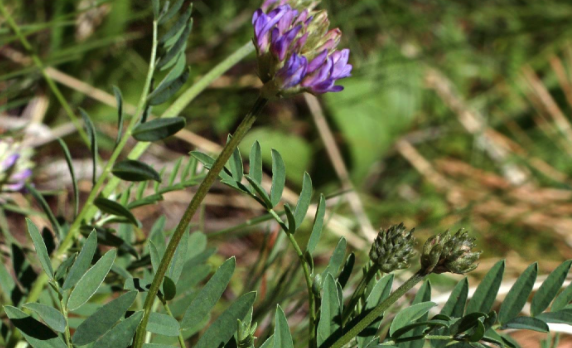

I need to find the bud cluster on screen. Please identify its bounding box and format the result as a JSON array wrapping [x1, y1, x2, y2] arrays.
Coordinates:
[[0, 137, 33, 194], [252, 0, 352, 98], [369, 223, 417, 273], [421, 229, 481, 275]]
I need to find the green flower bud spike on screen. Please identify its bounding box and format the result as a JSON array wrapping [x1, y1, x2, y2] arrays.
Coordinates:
[[369, 223, 417, 273], [421, 229, 481, 275]]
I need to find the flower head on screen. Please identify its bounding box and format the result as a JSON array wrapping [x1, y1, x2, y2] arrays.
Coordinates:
[[0, 137, 34, 195], [253, 2, 352, 98], [420, 229, 481, 275], [369, 223, 417, 273]]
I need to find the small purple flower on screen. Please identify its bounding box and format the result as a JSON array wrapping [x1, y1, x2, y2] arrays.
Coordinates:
[[253, 2, 352, 98], [0, 138, 34, 195]]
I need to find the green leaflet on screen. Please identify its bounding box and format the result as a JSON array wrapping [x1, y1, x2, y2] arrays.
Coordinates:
[[25, 218, 53, 279], [162, 276, 177, 301], [113, 85, 124, 146], [167, 229, 189, 284], [63, 230, 97, 290], [537, 309, 572, 324], [323, 238, 347, 278], [502, 317, 549, 332], [318, 274, 342, 346], [531, 260, 572, 316], [466, 260, 505, 315], [54, 253, 76, 281], [72, 291, 137, 345], [181, 257, 236, 330], [399, 280, 432, 348], [94, 197, 140, 226], [112, 160, 162, 182], [294, 172, 312, 227], [195, 292, 257, 348], [270, 149, 286, 207], [147, 312, 180, 337], [92, 311, 143, 348], [273, 305, 294, 348], [440, 277, 469, 318], [306, 194, 326, 254], [552, 281, 572, 312], [4, 305, 67, 348], [499, 263, 538, 324], [68, 249, 117, 311], [389, 302, 437, 336], [23, 303, 66, 333], [249, 141, 263, 184]]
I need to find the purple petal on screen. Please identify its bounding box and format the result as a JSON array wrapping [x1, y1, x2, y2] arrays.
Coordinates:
[[295, 10, 309, 25], [302, 56, 333, 87], [307, 49, 328, 74], [271, 25, 302, 61], [279, 54, 308, 88], [3, 154, 19, 169], [309, 78, 336, 94], [331, 49, 352, 79], [12, 169, 32, 181], [276, 8, 297, 34], [252, 9, 263, 25]]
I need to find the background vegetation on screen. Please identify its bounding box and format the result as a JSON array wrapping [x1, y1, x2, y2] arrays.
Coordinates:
[[3, 0, 572, 346]]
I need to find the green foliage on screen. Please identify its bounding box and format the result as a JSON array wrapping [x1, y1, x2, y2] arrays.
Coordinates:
[[112, 160, 162, 182], [132, 117, 187, 141]]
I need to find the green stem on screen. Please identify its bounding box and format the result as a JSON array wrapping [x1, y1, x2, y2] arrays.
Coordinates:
[[0, 0, 90, 147], [342, 266, 379, 325], [23, 19, 160, 308], [163, 302, 186, 348], [208, 210, 285, 237], [329, 271, 427, 348], [266, 209, 317, 348], [132, 96, 268, 348], [378, 335, 453, 345]]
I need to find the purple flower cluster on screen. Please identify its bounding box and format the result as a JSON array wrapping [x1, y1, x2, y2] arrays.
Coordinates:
[[252, 2, 352, 97]]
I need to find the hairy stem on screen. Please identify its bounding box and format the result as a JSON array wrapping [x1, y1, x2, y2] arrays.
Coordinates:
[[329, 271, 427, 348], [132, 96, 268, 348]]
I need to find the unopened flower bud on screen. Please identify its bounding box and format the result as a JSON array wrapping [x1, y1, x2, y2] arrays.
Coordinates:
[[421, 229, 481, 275], [369, 223, 417, 273]]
